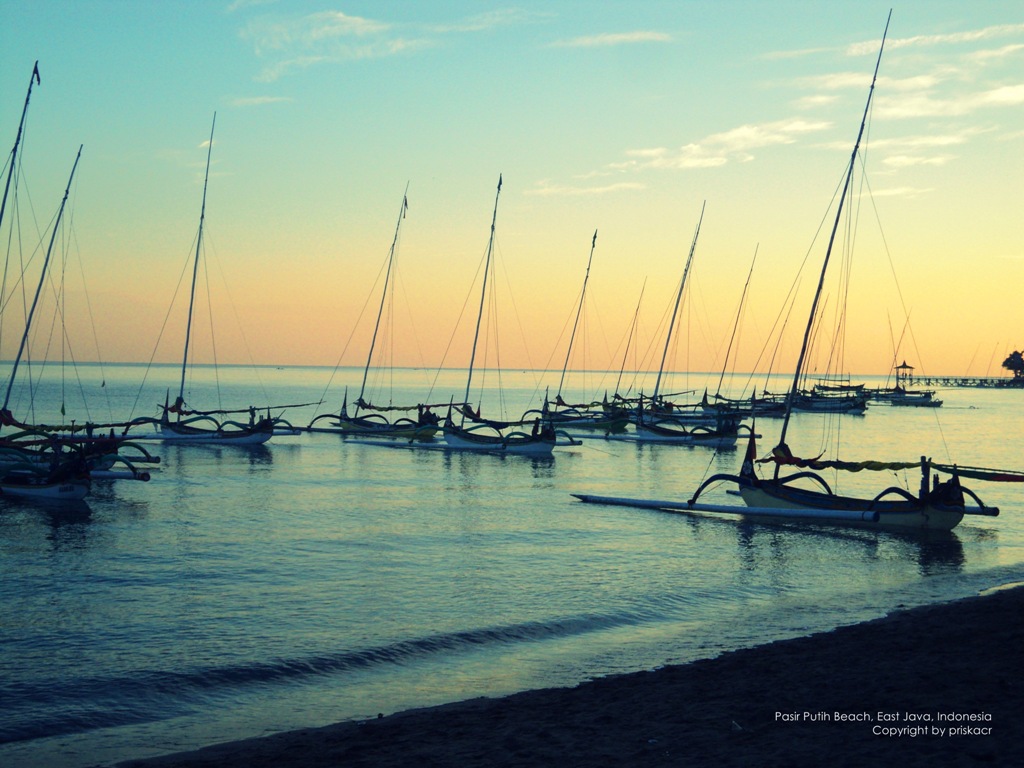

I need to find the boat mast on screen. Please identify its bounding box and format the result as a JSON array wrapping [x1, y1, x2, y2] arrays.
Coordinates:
[[356, 185, 409, 414], [0, 62, 41, 237], [3, 145, 82, 414], [776, 12, 891, 459], [177, 113, 216, 408], [461, 174, 502, 425], [556, 229, 598, 399], [652, 201, 705, 402]]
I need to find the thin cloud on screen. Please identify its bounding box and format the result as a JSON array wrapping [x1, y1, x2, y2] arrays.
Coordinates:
[[429, 8, 544, 34], [241, 10, 432, 80], [551, 31, 671, 48], [874, 83, 1024, 119], [240, 8, 542, 81], [527, 180, 646, 196], [619, 119, 832, 171], [230, 95, 292, 107], [860, 185, 934, 198], [881, 155, 954, 169], [846, 23, 1024, 56]]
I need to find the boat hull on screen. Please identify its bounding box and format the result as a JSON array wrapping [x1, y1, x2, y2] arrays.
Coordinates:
[[0, 478, 90, 500], [442, 428, 554, 456], [158, 423, 273, 445], [738, 485, 964, 531], [310, 419, 438, 441]]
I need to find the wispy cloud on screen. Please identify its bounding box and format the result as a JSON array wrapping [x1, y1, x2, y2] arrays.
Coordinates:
[[240, 8, 541, 81], [526, 179, 646, 196], [874, 83, 1024, 119], [429, 9, 543, 34], [616, 119, 832, 171], [858, 185, 933, 198], [230, 95, 292, 107], [550, 31, 671, 48], [846, 23, 1024, 56], [881, 155, 953, 169], [241, 10, 432, 80]]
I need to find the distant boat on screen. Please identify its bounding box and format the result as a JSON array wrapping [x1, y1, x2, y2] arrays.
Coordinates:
[[869, 361, 942, 407], [127, 115, 298, 445], [521, 231, 629, 435], [441, 176, 557, 455], [620, 202, 741, 448], [307, 189, 439, 442], [577, 13, 1008, 531]]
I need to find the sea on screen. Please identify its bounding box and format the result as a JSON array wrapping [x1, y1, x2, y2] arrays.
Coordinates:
[[1, 363, 1021, 768]]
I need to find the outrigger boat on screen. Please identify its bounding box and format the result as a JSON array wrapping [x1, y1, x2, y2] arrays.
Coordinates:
[[616, 203, 743, 448], [126, 115, 301, 445], [522, 231, 629, 436], [576, 13, 1012, 531], [307, 189, 439, 442], [441, 176, 558, 455]]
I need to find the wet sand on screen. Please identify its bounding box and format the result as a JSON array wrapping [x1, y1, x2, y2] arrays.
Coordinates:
[[118, 585, 1023, 767]]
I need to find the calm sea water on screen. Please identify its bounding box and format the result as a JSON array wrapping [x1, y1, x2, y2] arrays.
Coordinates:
[[1, 364, 1021, 767]]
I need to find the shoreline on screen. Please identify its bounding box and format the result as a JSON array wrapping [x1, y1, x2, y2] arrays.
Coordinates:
[[117, 585, 1023, 768]]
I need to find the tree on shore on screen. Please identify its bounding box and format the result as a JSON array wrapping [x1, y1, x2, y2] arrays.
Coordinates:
[[1003, 350, 1024, 380]]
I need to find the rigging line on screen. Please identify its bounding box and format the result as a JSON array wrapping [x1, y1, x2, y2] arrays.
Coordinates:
[[425, 237, 488, 402], [199, 238, 223, 410], [653, 202, 704, 402], [558, 229, 597, 399], [716, 245, 758, 396], [126, 227, 198, 420], [314, 263, 388, 416], [615, 279, 647, 396], [358, 186, 408, 411], [203, 223, 274, 407]]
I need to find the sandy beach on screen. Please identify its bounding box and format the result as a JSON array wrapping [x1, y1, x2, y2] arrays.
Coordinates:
[[116, 584, 1023, 768]]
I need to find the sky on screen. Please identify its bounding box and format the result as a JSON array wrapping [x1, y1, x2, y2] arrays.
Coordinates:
[[2, 0, 1022, 382]]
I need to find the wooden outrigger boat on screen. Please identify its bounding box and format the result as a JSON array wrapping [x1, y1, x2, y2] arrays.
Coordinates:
[[307, 189, 439, 442], [617, 203, 743, 449], [441, 176, 557, 455], [127, 115, 299, 445], [576, 13, 1010, 531], [524, 231, 629, 436]]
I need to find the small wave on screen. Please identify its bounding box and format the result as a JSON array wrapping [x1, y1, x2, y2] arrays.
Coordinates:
[[0, 610, 644, 745]]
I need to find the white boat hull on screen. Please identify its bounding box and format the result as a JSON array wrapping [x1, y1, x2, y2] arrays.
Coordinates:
[[442, 429, 554, 456], [158, 423, 272, 445]]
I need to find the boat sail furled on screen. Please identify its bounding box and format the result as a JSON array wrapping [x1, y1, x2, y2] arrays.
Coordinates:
[[576, 12, 1011, 531]]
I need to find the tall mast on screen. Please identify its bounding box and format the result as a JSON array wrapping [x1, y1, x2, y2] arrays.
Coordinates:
[[557, 229, 597, 399], [652, 201, 705, 402], [776, 12, 891, 458], [3, 145, 81, 413], [0, 62, 41, 236], [462, 174, 502, 425], [356, 185, 409, 413], [178, 113, 216, 407]]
